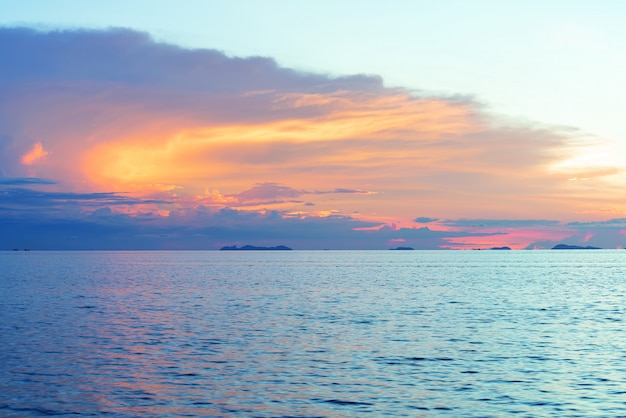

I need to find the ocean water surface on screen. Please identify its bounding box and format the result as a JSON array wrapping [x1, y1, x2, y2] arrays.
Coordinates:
[[1, 250, 626, 417]]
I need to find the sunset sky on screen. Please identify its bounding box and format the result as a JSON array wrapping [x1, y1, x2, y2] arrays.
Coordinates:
[[1, 1, 625, 249]]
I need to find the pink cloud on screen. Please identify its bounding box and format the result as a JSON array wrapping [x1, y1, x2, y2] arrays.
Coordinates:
[[1, 28, 625, 249], [21, 142, 49, 165]]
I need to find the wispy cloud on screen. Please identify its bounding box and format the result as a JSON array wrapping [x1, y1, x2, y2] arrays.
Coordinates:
[[0, 177, 56, 185], [441, 219, 561, 228], [225, 182, 376, 206], [0, 188, 170, 210], [414, 217, 439, 224]]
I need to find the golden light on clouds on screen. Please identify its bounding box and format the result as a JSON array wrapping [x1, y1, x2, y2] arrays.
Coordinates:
[[21, 142, 49, 165], [82, 92, 478, 193], [4, 27, 626, 249], [69, 84, 626, 228]]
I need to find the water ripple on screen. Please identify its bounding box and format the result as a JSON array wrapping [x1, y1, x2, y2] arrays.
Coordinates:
[[2, 250, 626, 416]]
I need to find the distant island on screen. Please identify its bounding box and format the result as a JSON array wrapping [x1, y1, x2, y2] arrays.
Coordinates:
[[220, 245, 292, 251], [389, 247, 414, 250], [552, 244, 602, 250], [491, 246, 512, 250]]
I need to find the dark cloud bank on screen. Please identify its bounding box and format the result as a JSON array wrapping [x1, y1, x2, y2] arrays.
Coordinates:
[[3, 178, 624, 250], [0, 181, 498, 250]]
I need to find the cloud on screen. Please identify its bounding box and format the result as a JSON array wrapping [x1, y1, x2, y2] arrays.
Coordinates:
[[567, 218, 626, 229], [20, 142, 48, 165], [0, 27, 624, 249], [433, 217, 626, 249], [229, 183, 303, 203], [553, 218, 626, 249], [20, 142, 49, 165], [441, 219, 561, 228], [0, 27, 384, 95], [226, 182, 376, 206], [0, 188, 170, 212], [0, 177, 56, 185], [439, 219, 574, 250], [316, 188, 375, 195], [0, 202, 512, 250], [414, 217, 439, 223]]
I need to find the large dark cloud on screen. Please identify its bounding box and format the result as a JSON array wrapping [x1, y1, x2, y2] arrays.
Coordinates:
[[0, 205, 506, 250], [0, 27, 384, 94], [0, 27, 396, 184], [0, 27, 623, 250]]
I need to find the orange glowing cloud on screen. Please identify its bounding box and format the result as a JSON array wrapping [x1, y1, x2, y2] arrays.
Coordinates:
[[2, 27, 626, 250], [21, 142, 49, 165], [26, 82, 622, 227], [81, 91, 478, 193]]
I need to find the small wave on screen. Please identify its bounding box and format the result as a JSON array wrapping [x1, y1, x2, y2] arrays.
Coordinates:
[[0, 404, 82, 416], [321, 399, 373, 406], [406, 356, 455, 362]]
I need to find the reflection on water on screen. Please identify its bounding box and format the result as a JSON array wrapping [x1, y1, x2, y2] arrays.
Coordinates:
[[1, 250, 626, 416]]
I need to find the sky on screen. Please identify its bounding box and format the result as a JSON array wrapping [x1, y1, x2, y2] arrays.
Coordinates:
[[1, 0, 625, 250]]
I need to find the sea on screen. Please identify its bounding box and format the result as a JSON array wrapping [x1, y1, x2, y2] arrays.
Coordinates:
[[1, 250, 626, 417]]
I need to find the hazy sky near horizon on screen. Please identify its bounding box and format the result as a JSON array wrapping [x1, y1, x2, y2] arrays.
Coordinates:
[[1, 1, 625, 250]]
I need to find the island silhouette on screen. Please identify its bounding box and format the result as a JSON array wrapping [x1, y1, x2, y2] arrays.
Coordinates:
[[220, 245, 292, 251], [552, 244, 601, 250]]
